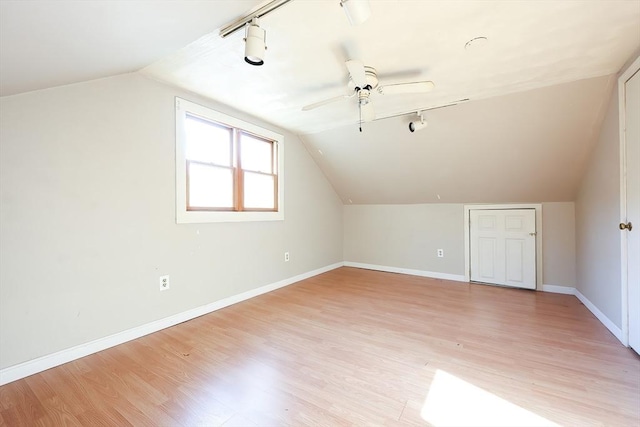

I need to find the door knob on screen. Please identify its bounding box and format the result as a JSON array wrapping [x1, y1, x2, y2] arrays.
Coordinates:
[[529, 232, 537, 236], [620, 222, 633, 231]]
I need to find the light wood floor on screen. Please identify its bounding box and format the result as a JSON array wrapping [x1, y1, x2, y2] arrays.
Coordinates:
[[1, 267, 638, 426]]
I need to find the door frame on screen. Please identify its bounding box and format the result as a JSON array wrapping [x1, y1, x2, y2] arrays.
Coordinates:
[[619, 55, 640, 347], [464, 204, 543, 290]]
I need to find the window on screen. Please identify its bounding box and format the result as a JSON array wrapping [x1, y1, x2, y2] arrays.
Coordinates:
[[175, 97, 284, 223]]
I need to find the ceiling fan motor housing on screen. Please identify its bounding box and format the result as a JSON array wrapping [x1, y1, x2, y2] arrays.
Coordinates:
[[349, 66, 379, 90]]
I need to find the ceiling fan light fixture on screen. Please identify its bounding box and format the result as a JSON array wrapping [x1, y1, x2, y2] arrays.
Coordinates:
[[340, 0, 371, 26], [409, 112, 427, 132], [358, 87, 372, 105], [244, 18, 266, 66]]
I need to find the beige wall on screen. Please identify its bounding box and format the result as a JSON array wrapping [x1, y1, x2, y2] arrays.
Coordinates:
[[575, 86, 621, 327], [344, 204, 464, 276], [0, 65, 620, 371], [542, 202, 576, 287], [0, 74, 343, 369], [344, 202, 576, 287]]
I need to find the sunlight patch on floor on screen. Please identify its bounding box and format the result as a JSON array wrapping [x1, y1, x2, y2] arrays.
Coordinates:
[[421, 370, 559, 427]]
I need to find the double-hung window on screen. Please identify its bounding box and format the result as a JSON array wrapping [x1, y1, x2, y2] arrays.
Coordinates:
[[175, 97, 284, 223]]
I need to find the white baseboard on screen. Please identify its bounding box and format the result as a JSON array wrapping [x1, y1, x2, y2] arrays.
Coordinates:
[[2, 263, 625, 386], [344, 261, 466, 283], [574, 289, 624, 344], [0, 262, 344, 386], [540, 284, 623, 343], [541, 284, 576, 295]]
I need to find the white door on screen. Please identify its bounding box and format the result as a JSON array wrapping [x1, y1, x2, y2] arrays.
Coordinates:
[[470, 209, 536, 289], [623, 68, 640, 353]]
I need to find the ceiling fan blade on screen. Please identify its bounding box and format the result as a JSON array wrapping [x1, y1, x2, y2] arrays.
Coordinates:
[[378, 81, 435, 95], [346, 59, 367, 88], [370, 98, 470, 123], [302, 92, 355, 111], [361, 102, 375, 122]]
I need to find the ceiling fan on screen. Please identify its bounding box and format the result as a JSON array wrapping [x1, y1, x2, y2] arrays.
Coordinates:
[[302, 59, 435, 131]]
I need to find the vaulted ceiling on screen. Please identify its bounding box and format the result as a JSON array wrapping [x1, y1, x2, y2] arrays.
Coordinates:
[[2, 0, 639, 204], [0, 0, 261, 96], [303, 75, 614, 204]]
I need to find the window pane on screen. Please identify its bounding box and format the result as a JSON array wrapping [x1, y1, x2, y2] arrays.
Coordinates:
[[188, 163, 234, 208], [185, 115, 232, 166], [244, 172, 275, 209], [240, 133, 273, 173]]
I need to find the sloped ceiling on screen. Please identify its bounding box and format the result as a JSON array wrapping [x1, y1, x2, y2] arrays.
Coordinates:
[[1, 1, 639, 204], [0, 0, 262, 96], [141, 1, 639, 134], [302, 75, 614, 204]]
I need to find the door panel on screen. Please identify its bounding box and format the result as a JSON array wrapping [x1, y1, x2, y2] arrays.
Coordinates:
[[625, 69, 640, 353], [470, 209, 536, 289], [505, 239, 524, 284], [479, 215, 497, 230], [505, 216, 524, 231], [478, 237, 498, 282]]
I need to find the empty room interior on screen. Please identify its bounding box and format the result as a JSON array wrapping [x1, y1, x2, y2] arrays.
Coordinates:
[[1, 1, 640, 426]]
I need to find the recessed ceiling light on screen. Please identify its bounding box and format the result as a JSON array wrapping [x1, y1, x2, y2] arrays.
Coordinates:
[[465, 37, 488, 50]]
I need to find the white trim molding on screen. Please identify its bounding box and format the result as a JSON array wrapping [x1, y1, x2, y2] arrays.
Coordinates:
[[575, 290, 624, 343], [463, 204, 543, 290], [0, 262, 344, 386], [541, 284, 623, 343], [541, 284, 576, 295], [344, 261, 466, 282], [618, 54, 640, 347]]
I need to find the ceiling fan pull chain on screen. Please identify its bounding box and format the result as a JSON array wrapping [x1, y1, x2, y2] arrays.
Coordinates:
[[359, 100, 363, 132]]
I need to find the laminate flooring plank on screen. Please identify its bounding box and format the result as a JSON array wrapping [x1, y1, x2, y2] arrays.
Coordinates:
[[1, 267, 638, 426]]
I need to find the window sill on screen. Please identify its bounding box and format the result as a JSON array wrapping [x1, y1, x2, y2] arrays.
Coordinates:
[[176, 210, 284, 224]]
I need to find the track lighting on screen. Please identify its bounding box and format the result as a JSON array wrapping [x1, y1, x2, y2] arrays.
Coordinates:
[[244, 18, 266, 66], [220, 1, 292, 37], [409, 112, 427, 132], [340, 0, 371, 26], [219, 1, 293, 66]]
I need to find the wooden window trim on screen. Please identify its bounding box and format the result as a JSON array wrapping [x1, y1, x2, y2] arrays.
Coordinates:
[[241, 170, 278, 212], [237, 131, 278, 212], [176, 97, 284, 224], [186, 160, 236, 211], [185, 123, 278, 213]]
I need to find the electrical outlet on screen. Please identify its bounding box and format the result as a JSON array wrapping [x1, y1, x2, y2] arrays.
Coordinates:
[[437, 249, 444, 258], [284, 252, 290, 262], [159, 275, 170, 291]]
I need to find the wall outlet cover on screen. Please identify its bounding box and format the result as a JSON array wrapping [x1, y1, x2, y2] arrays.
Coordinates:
[[159, 275, 170, 291]]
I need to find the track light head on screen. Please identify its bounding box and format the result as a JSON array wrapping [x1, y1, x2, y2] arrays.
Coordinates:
[[244, 18, 266, 66], [408, 121, 427, 132], [340, 0, 371, 26], [408, 112, 427, 132]]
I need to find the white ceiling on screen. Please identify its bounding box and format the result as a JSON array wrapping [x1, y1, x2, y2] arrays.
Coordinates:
[[141, 0, 640, 134], [1, 1, 639, 204], [0, 0, 262, 96]]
